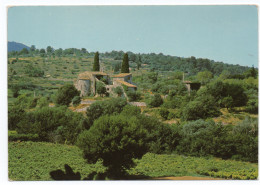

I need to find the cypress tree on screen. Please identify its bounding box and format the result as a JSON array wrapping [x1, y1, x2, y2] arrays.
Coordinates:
[[93, 52, 100, 71], [121, 53, 129, 73], [137, 54, 142, 70]]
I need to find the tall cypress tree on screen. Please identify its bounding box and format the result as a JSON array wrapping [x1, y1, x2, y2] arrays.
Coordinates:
[[93, 52, 100, 71], [137, 54, 142, 70], [121, 53, 129, 73]]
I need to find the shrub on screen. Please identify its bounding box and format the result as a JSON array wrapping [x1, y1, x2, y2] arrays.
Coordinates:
[[177, 120, 224, 156], [159, 108, 169, 120], [8, 106, 26, 130], [147, 93, 163, 107], [8, 133, 39, 142], [138, 114, 180, 154], [55, 84, 80, 106], [72, 96, 81, 106], [181, 95, 221, 121], [14, 94, 38, 109], [86, 98, 127, 125], [11, 85, 20, 98], [126, 91, 141, 102], [199, 80, 247, 107], [121, 105, 141, 116], [25, 64, 44, 77], [246, 98, 258, 114], [17, 106, 88, 144], [37, 96, 49, 108], [96, 82, 106, 97], [113, 86, 123, 97]]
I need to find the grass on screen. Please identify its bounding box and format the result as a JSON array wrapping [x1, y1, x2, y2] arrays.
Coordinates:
[[9, 141, 258, 181], [213, 108, 258, 125]]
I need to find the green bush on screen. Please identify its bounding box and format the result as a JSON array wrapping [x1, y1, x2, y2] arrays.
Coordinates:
[[37, 96, 49, 108], [146, 93, 163, 108], [246, 98, 258, 114], [72, 96, 81, 106], [8, 133, 39, 142], [138, 114, 180, 154], [16, 106, 88, 144], [55, 84, 80, 106], [25, 64, 44, 77], [113, 86, 123, 97], [11, 84, 20, 98], [231, 117, 258, 162], [177, 120, 225, 156], [96, 81, 106, 97], [8, 106, 26, 130], [86, 98, 127, 125], [199, 80, 248, 107], [159, 108, 169, 120], [181, 95, 221, 121], [77, 114, 148, 179], [126, 91, 141, 102]]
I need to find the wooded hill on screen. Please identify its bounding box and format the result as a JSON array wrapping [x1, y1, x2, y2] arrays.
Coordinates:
[[8, 44, 253, 76]]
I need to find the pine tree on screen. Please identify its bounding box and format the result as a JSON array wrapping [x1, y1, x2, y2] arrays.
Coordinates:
[[93, 52, 100, 71], [121, 53, 129, 73]]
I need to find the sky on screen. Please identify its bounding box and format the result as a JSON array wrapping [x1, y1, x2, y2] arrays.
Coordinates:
[[8, 5, 258, 67]]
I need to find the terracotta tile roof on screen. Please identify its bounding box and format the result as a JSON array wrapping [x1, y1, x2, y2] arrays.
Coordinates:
[[116, 80, 137, 88], [112, 73, 131, 78]]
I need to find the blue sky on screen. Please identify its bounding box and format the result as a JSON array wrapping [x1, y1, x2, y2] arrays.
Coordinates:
[[8, 5, 258, 67]]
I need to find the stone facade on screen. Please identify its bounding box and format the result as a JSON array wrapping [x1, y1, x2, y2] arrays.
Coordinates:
[[75, 71, 137, 97]]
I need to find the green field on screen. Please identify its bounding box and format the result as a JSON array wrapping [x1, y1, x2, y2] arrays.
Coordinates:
[[8, 141, 258, 180]]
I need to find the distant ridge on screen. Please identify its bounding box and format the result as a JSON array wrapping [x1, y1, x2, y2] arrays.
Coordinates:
[[8, 41, 30, 52]]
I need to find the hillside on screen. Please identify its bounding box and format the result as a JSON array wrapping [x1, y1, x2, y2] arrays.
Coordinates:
[[8, 41, 30, 52]]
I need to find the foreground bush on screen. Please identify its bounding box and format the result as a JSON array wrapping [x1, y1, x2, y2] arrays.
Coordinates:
[[77, 114, 148, 179]]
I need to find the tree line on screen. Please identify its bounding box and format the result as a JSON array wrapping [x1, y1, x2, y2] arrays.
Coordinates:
[[8, 45, 254, 77]]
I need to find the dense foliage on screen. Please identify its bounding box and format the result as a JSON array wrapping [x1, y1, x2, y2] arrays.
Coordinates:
[[16, 106, 87, 144], [55, 84, 80, 106], [96, 81, 106, 97], [86, 98, 127, 125], [25, 64, 44, 77], [146, 93, 163, 107], [121, 53, 129, 73], [77, 114, 148, 178], [93, 52, 100, 71]]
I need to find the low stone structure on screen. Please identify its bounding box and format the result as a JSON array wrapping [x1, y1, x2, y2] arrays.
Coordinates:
[[75, 71, 137, 97], [183, 81, 201, 94], [111, 73, 133, 83], [74, 71, 109, 96]]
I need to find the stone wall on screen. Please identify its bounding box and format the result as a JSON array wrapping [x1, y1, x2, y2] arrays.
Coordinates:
[[76, 79, 91, 97]]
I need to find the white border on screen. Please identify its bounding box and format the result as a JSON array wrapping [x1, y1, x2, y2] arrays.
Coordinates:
[[0, 1, 259, 185]]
